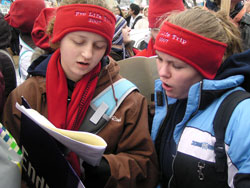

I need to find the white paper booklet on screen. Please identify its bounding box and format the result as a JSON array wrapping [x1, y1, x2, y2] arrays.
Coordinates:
[[16, 103, 107, 166]]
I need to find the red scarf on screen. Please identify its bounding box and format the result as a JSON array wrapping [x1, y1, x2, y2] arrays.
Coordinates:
[[46, 49, 101, 175]]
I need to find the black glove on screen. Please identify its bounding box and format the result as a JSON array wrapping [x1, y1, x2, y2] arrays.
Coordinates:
[[82, 157, 111, 188]]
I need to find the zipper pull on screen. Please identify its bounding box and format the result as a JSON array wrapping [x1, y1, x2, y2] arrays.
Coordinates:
[[197, 161, 205, 180]]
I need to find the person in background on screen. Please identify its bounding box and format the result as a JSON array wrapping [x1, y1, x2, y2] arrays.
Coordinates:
[[205, 0, 249, 27], [0, 13, 16, 104], [113, 5, 124, 17], [4, 0, 46, 85], [183, 0, 191, 8], [134, 5, 149, 30], [0, 72, 4, 121], [125, 3, 143, 29], [30, 7, 56, 63], [3, 0, 159, 187], [152, 7, 250, 187], [109, 15, 140, 61], [45, 0, 58, 7], [9, 27, 20, 56], [136, 0, 185, 57], [205, 0, 250, 50]]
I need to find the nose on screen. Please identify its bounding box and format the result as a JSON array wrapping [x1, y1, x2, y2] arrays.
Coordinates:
[[81, 43, 93, 60], [158, 63, 171, 78]]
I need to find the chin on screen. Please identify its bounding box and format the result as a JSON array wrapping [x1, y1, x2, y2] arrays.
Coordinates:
[[165, 92, 182, 99]]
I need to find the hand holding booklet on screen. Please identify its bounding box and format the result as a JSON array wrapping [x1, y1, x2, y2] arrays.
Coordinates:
[[16, 97, 107, 188], [16, 102, 107, 166]]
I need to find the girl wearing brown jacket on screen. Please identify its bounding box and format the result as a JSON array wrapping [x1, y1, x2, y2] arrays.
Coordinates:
[[2, 0, 159, 187]]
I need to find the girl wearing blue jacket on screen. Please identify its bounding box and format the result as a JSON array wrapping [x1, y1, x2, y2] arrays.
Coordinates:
[[152, 7, 250, 188]]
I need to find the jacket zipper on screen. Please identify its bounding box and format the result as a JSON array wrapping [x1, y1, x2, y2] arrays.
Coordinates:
[[168, 81, 203, 188], [155, 93, 169, 184]]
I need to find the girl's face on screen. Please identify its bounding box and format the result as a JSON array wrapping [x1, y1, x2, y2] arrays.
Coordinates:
[[122, 25, 131, 44], [60, 31, 107, 82], [151, 28, 160, 40], [144, 8, 148, 17], [156, 50, 203, 99], [114, 8, 121, 16]]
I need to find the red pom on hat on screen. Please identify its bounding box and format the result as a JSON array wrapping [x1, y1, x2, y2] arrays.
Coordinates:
[[32, 7, 56, 51], [148, 0, 185, 28], [4, 0, 46, 33]]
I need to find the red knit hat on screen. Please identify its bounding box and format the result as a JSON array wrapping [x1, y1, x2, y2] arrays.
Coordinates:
[[154, 21, 227, 79], [148, 0, 185, 28], [32, 7, 56, 51], [51, 4, 116, 55], [4, 0, 46, 33]]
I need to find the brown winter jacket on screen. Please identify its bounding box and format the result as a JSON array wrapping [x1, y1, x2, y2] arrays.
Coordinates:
[[2, 57, 159, 188]]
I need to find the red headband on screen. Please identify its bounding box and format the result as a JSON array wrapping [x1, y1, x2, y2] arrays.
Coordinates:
[[154, 22, 227, 79], [52, 4, 116, 55]]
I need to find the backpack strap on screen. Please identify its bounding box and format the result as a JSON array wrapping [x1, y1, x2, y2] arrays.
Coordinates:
[[213, 90, 250, 173], [131, 15, 143, 29], [79, 78, 138, 133]]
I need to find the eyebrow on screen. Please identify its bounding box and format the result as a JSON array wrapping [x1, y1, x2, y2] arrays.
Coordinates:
[[155, 52, 176, 63], [155, 52, 162, 58], [155, 53, 163, 61], [74, 34, 107, 43]]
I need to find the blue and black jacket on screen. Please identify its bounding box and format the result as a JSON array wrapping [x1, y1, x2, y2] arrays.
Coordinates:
[[152, 49, 250, 188]]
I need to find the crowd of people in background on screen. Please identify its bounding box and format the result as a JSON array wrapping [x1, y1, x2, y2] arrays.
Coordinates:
[[0, 0, 250, 187]]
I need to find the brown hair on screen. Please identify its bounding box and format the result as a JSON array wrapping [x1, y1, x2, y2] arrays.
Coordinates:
[[162, 7, 243, 61], [47, 0, 110, 49]]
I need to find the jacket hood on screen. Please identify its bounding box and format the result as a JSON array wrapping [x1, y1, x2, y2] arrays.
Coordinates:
[[215, 49, 250, 92], [27, 54, 51, 77], [180, 50, 250, 110]]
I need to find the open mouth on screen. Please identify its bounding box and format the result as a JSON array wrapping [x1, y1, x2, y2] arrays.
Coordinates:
[[78, 61, 89, 65], [163, 82, 170, 87], [162, 82, 173, 91]]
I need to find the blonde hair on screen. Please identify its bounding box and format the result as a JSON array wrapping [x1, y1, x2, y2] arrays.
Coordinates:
[[47, 0, 110, 49], [60, 0, 109, 9], [162, 7, 243, 61]]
